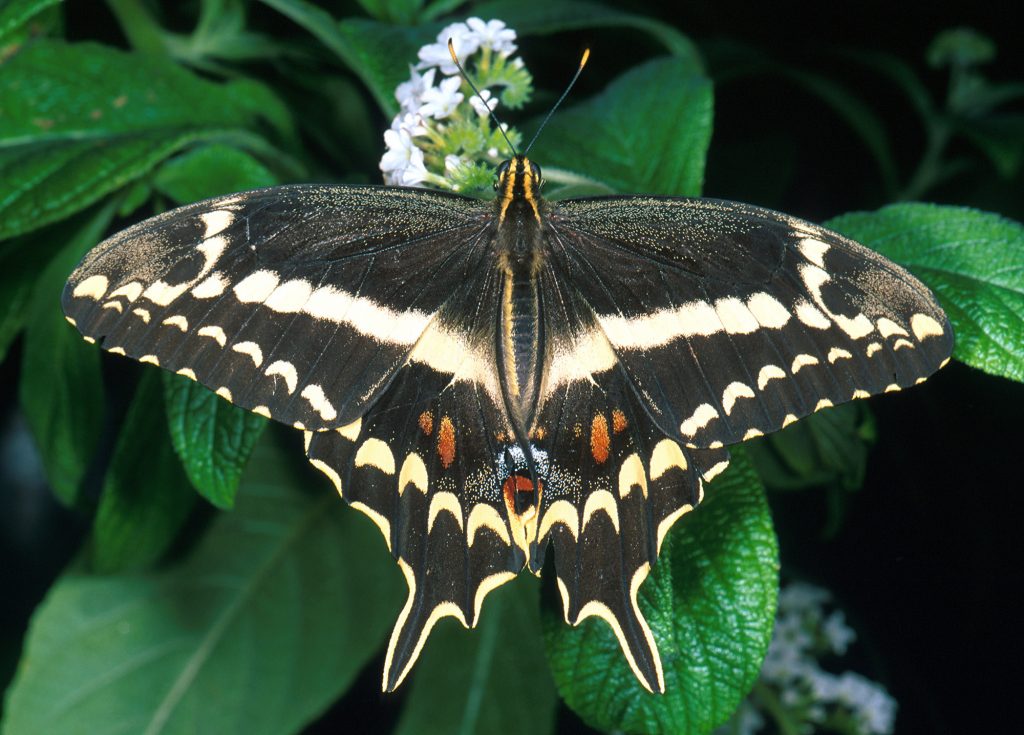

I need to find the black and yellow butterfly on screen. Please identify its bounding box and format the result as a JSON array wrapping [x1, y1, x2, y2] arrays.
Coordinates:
[[62, 153, 952, 693]]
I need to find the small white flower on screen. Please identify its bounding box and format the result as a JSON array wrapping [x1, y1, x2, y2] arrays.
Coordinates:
[[468, 88, 498, 117], [823, 610, 856, 654], [390, 112, 427, 137], [466, 17, 517, 55], [805, 668, 839, 699], [778, 582, 830, 613], [445, 154, 466, 173], [419, 75, 464, 119], [380, 128, 427, 186], [418, 21, 481, 74], [396, 66, 436, 112], [835, 673, 897, 734]]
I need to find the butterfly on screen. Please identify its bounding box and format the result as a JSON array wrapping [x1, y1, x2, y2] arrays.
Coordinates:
[[62, 150, 952, 694]]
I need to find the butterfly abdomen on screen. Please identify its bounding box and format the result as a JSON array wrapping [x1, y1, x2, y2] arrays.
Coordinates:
[[498, 259, 545, 430]]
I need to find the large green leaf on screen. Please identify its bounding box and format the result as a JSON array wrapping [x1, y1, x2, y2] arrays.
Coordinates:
[[163, 373, 267, 510], [747, 402, 876, 493], [394, 580, 557, 735], [828, 204, 1024, 383], [528, 57, 713, 197], [153, 144, 279, 205], [0, 0, 60, 43], [0, 40, 288, 239], [544, 447, 778, 735], [0, 220, 69, 363], [256, 0, 436, 117], [17, 204, 116, 506], [2, 433, 403, 735], [88, 370, 196, 573], [355, 0, 424, 24]]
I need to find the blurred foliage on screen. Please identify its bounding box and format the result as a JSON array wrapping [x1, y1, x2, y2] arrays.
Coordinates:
[[0, 1, 1021, 734]]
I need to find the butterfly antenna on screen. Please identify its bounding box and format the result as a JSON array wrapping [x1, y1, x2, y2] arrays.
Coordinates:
[[524, 48, 590, 155], [448, 39, 518, 157]]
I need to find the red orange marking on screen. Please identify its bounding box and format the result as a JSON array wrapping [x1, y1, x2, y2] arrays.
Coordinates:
[[502, 475, 542, 518], [590, 414, 610, 464], [612, 409, 628, 434], [418, 410, 433, 436], [438, 415, 456, 468]]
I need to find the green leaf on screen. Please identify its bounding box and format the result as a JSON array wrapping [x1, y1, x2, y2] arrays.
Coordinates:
[[828, 203, 1024, 383], [927, 27, 996, 68], [355, 0, 424, 24], [0, 221, 68, 363], [88, 370, 196, 573], [747, 403, 876, 492], [528, 58, 713, 197], [544, 447, 778, 734], [154, 144, 279, 204], [0, 0, 60, 44], [17, 203, 117, 505], [474, 0, 704, 63], [2, 433, 403, 735], [0, 40, 288, 239], [395, 580, 557, 735], [163, 372, 267, 510], [256, 0, 435, 117], [332, 18, 438, 117]]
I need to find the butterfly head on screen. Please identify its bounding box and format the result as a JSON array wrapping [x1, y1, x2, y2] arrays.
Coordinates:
[[495, 155, 543, 223]]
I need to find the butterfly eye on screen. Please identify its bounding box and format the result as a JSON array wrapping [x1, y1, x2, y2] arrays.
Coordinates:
[[494, 160, 511, 190], [529, 162, 542, 182]]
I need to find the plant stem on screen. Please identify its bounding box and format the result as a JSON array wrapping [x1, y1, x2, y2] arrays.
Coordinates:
[[898, 118, 951, 200], [751, 681, 805, 735], [104, 0, 168, 55]]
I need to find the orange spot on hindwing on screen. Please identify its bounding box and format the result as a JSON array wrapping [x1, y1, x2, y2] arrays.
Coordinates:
[[437, 415, 455, 468], [612, 409, 628, 434], [418, 411, 433, 436], [590, 414, 610, 464]]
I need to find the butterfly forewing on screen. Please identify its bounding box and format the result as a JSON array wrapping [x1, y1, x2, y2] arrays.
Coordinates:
[[547, 196, 952, 448], [62, 185, 493, 430]]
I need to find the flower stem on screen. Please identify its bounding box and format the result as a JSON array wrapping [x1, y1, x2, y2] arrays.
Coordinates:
[[751, 681, 805, 735]]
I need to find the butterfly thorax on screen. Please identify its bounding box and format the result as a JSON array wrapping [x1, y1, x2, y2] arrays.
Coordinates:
[[493, 156, 549, 436]]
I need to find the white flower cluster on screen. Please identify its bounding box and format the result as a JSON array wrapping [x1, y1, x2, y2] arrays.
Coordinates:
[[380, 18, 527, 190], [719, 582, 897, 735]]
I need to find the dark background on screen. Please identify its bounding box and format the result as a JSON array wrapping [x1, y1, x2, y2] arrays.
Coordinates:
[[2, 1, 1021, 733]]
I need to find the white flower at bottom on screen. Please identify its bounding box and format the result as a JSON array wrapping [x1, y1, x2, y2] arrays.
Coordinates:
[[419, 75, 464, 119], [380, 128, 427, 186], [835, 672, 897, 734], [778, 582, 830, 613], [823, 610, 856, 654]]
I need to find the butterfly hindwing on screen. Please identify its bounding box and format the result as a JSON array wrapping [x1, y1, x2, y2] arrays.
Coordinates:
[[529, 354, 730, 694], [548, 196, 952, 448], [62, 185, 493, 430], [306, 264, 526, 691]]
